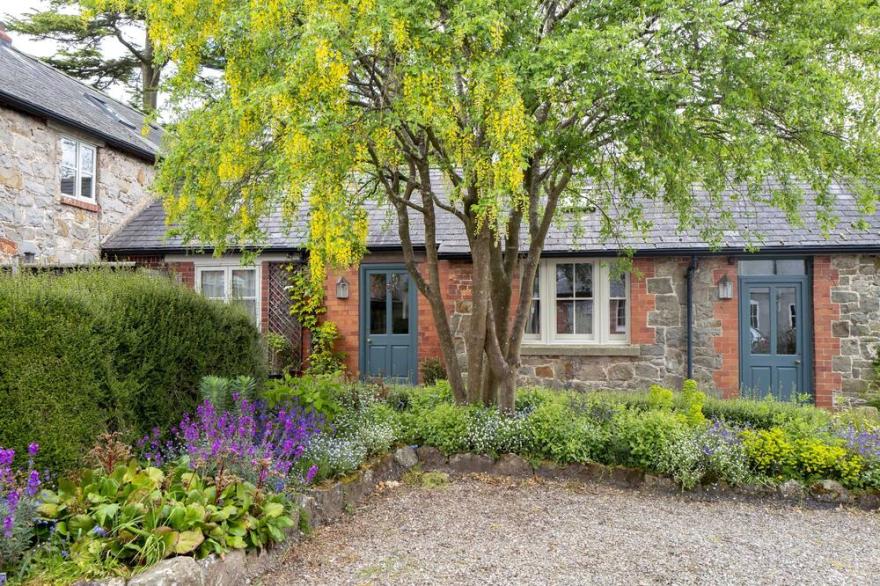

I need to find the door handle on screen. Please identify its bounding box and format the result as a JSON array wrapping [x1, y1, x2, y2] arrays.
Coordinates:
[[367, 338, 372, 344], [794, 360, 801, 365]]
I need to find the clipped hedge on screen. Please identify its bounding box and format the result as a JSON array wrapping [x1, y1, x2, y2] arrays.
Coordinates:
[[0, 270, 265, 472]]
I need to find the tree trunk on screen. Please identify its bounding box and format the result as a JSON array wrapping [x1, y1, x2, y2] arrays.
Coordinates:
[[141, 33, 159, 114]]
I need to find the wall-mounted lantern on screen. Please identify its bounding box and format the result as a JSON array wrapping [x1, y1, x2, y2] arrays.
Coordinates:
[[335, 276, 350, 299], [19, 242, 38, 264], [717, 274, 734, 300]]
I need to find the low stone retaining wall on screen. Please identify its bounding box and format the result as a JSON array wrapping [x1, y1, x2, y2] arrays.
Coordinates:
[[77, 446, 880, 585]]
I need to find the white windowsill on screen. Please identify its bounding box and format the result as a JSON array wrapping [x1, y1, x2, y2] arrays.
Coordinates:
[[520, 344, 641, 357]]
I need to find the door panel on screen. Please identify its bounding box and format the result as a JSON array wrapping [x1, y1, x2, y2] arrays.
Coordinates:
[[362, 267, 417, 383], [740, 277, 809, 401]]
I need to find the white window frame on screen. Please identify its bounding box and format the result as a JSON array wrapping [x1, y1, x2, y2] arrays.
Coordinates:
[[59, 137, 97, 201], [528, 258, 630, 346], [195, 264, 261, 326]]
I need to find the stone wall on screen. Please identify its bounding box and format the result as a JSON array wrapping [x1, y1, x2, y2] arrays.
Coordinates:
[[0, 107, 155, 264], [827, 254, 880, 406], [509, 257, 735, 394]]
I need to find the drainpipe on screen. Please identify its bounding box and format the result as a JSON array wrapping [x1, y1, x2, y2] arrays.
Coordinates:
[[686, 255, 697, 380]]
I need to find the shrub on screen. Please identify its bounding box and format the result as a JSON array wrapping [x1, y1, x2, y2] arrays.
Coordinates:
[[0, 270, 265, 472], [420, 358, 446, 386], [334, 402, 400, 457], [465, 408, 527, 458], [702, 396, 831, 431], [608, 409, 688, 470], [657, 420, 751, 489], [299, 435, 368, 481], [405, 402, 470, 455]]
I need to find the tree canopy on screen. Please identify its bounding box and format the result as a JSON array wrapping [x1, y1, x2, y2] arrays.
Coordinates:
[[148, 0, 880, 408]]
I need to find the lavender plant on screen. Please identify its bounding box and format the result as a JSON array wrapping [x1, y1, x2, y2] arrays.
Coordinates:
[[0, 443, 41, 576]]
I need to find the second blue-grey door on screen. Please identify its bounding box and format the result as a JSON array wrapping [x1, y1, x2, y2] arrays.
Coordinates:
[[361, 266, 417, 383], [739, 279, 808, 401]]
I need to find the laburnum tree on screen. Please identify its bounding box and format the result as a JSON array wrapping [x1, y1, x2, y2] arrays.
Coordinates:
[[148, 0, 880, 410]]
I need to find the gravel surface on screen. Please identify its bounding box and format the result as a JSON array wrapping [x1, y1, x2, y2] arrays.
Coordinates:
[[261, 475, 880, 585]]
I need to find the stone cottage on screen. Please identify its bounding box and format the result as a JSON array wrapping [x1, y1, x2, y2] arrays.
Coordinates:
[[0, 31, 160, 264], [104, 170, 880, 409]]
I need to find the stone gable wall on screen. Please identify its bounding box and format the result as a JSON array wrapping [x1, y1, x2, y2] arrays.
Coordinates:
[[0, 107, 155, 263]]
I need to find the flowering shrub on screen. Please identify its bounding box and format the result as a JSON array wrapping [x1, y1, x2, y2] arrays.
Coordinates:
[[300, 435, 368, 481], [657, 420, 752, 489], [0, 443, 41, 576], [146, 394, 323, 493]]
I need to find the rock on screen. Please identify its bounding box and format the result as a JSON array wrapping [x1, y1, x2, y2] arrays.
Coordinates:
[[128, 557, 204, 586], [73, 580, 126, 586], [342, 468, 375, 506], [308, 484, 344, 525], [448, 453, 494, 474], [777, 479, 805, 500], [416, 446, 447, 469], [199, 549, 246, 586], [855, 491, 880, 511], [609, 466, 645, 488], [492, 453, 532, 477], [811, 479, 851, 503], [393, 446, 419, 468]]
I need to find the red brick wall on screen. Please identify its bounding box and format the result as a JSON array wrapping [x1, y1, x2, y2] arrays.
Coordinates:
[[630, 258, 656, 345], [711, 260, 739, 398], [812, 256, 840, 408], [324, 266, 361, 375]]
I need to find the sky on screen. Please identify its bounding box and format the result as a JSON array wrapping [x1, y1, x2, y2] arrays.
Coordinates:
[[2, 0, 140, 104]]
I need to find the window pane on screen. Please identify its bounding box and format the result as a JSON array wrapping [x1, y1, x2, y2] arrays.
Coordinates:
[[369, 274, 387, 334], [525, 300, 540, 335], [531, 273, 540, 298], [556, 265, 573, 298], [574, 263, 593, 297], [60, 165, 76, 195], [610, 275, 626, 298], [80, 175, 94, 198], [739, 260, 775, 276], [390, 273, 409, 334], [80, 145, 95, 173], [776, 287, 798, 355], [556, 300, 573, 334], [574, 300, 593, 335], [749, 288, 770, 354], [61, 138, 77, 168], [611, 299, 627, 335], [776, 259, 806, 275], [232, 269, 256, 298], [200, 270, 225, 299]]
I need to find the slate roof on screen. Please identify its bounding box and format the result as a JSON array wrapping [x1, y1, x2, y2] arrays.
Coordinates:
[[0, 41, 161, 161], [103, 173, 880, 256]]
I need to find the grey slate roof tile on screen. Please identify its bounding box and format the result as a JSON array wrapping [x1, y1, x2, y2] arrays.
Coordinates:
[[0, 42, 161, 159], [103, 174, 880, 255]]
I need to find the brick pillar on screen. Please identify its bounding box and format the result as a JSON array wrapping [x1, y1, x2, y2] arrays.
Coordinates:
[[711, 261, 739, 398], [630, 258, 657, 345], [812, 256, 841, 408]]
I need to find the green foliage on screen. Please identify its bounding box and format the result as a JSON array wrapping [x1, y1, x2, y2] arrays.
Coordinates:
[[31, 459, 294, 580], [0, 270, 265, 472], [608, 410, 689, 470], [307, 322, 346, 375], [198, 375, 257, 412], [647, 385, 675, 410], [261, 374, 343, 420], [420, 358, 447, 386], [702, 396, 832, 432], [404, 402, 470, 456], [285, 269, 346, 375], [741, 427, 864, 487], [679, 379, 707, 426]]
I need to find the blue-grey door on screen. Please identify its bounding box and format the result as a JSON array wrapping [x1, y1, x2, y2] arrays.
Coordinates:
[[360, 266, 418, 383], [739, 278, 809, 401]]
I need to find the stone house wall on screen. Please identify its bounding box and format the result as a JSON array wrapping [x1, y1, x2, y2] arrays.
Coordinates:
[[0, 107, 155, 264]]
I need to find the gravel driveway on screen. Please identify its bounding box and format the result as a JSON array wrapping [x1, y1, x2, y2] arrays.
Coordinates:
[[261, 475, 880, 585]]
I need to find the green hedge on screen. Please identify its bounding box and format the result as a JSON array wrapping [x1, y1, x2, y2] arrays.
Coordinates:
[[0, 270, 265, 472]]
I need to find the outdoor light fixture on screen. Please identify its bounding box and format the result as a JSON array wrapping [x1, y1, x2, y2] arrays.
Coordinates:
[[19, 242, 38, 264], [717, 274, 733, 299], [335, 276, 349, 299]]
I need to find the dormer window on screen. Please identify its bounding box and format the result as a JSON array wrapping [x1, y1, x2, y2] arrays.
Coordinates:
[[60, 137, 96, 200]]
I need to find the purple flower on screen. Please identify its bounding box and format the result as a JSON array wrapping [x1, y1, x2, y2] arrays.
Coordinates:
[[25, 470, 40, 497], [2, 515, 12, 539], [0, 571, 7, 585], [27, 443, 39, 458], [305, 464, 319, 484], [92, 526, 108, 538]]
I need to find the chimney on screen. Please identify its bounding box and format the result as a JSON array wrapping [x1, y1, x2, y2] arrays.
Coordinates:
[[0, 23, 12, 46]]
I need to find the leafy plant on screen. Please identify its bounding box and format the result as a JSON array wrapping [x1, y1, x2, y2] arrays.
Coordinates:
[[198, 375, 257, 412], [262, 374, 343, 421], [307, 322, 346, 375], [657, 420, 751, 489], [420, 358, 446, 386], [286, 269, 346, 375], [34, 460, 296, 575]]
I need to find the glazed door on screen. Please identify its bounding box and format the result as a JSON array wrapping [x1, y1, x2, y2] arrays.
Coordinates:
[[739, 279, 808, 401], [361, 266, 418, 383]]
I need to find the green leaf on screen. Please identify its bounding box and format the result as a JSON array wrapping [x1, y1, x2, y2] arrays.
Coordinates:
[[262, 502, 285, 519], [174, 529, 205, 554], [94, 503, 120, 526]]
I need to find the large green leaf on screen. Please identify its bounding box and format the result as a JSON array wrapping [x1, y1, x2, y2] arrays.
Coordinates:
[[174, 529, 205, 554]]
